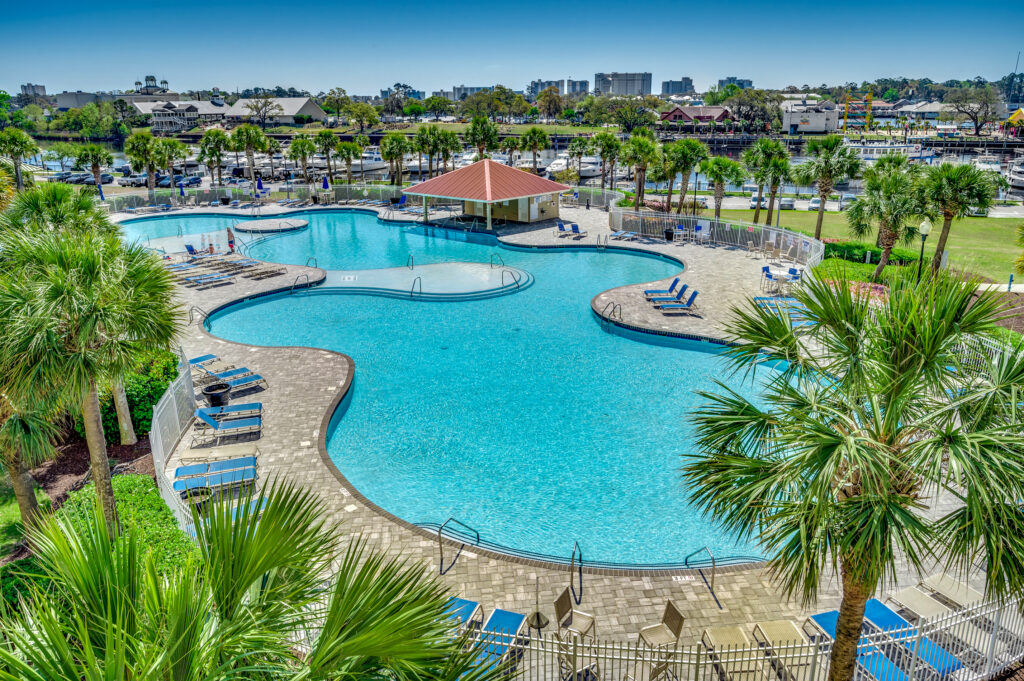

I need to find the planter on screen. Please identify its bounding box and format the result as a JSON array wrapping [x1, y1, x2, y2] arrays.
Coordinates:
[[202, 382, 231, 407], [664, 228, 675, 242]]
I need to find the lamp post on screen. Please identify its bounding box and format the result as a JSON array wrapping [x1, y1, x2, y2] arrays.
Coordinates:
[[916, 219, 932, 285]]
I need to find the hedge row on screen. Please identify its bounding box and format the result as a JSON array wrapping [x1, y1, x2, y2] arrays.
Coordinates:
[[824, 241, 920, 265]]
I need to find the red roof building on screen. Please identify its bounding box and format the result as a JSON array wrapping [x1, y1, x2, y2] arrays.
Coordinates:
[[660, 105, 732, 123], [403, 159, 570, 229]]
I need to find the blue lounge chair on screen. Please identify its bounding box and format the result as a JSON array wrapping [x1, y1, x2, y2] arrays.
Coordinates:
[[226, 373, 267, 392], [198, 366, 253, 382], [193, 410, 261, 440], [172, 455, 258, 493], [810, 610, 909, 681], [611, 230, 638, 241], [188, 354, 220, 366], [190, 273, 235, 287], [207, 456, 258, 474], [658, 290, 700, 313], [863, 599, 963, 677], [570, 223, 587, 238], [229, 200, 240, 208], [185, 497, 268, 538], [648, 285, 689, 304], [185, 244, 218, 259], [556, 222, 571, 237], [445, 597, 483, 629], [197, 403, 263, 420], [644, 278, 681, 298], [480, 609, 527, 668]]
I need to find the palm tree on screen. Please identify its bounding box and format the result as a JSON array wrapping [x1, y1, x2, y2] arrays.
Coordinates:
[[414, 126, 434, 177], [198, 128, 229, 186], [792, 134, 862, 240], [265, 136, 282, 178], [335, 141, 361, 184], [287, 133, 316, 184], [620, 134, 660, 209], [231, 124, 268, 185], [0, 127, 39, 191], [315, 130, 338, 182], [124, 131, 159, 191], [152, 138, 186, 194], [74, 143, 114, 189], [663, 139, 709, 213], [683, 271, 1024, 681], [500, 136, 519, 166], [592, 132, 621, 192], [0, 160, 14, 211], [567, 137, 591, 179], [379, 132, 409, 186], [699, 156, 747, 220], [520, 126, 549, 174], [465, 116, 499, 161], [1, 182, 114, 235], [847, 153, 922, 279], [0, 482, 513, 681], [438, 130, 461, 173], [0, 396, 57, 535], [763, 155, 791, 227], [742, 138, 786, 223], [0, 229, 182, 528], [917, 163, 998, 273]]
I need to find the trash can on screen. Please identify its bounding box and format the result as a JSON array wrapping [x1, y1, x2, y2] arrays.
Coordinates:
[[202, 382, 231, 407], [219, 197, 230, 205], [664, 228, 674, 242]]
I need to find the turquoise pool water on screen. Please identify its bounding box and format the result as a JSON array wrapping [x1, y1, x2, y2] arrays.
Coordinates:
[[126, 210, 769, 565]]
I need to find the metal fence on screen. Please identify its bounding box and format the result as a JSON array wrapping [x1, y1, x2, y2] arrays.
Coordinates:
[[466, 595, 1024, 681], [148, 357, 197, 533]]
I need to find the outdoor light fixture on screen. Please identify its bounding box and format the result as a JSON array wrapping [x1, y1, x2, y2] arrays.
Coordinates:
[[917, 219, 932, 285]]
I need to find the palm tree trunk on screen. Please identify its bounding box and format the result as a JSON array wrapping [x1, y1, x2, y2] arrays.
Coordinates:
[[676, 174, 691, 214], [82, 380, 117, 530], [814, 194, 827, 240], [13, 158, 24, 191], [112, 378, 137, 445], [8, 455, 40, 537], [828, 564, 872, 681], [600, 161, 606, 191], [327, 153, 334, 182], [346, 161, 353, 185], [247, 151, 256, 184], [609, 161, 616, 190], [765, 185, 778, 226], [715, 182, 724, 219], [665, 177, 675, 213], [931, 213, 954, 273], [93, 164, 102, 189], [753, 184, 764, 223]]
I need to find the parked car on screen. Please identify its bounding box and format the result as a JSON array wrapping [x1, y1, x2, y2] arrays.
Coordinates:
[[839, 194, 858, 210], [157, 174, 193, 188], [120, 174, 149, 187], [807, 197, 822, 211], [48, 171, 72, 182], [181, 175, 202, 187], [779, 197, 796, 210], [66, 173, 92, 184], [749, 193, 767, 209], [81, 173, 114, 185], [694, 196, 709, 208]]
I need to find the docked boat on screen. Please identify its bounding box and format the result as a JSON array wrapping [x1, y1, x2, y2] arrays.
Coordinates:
[[1007, 157, 1024, 191], [348, 147, 388, 175], [971, 154, 1002, 174], [842, 139, 936, 163]]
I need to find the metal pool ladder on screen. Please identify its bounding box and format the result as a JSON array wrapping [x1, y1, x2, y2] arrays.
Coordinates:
[[406, 254, 415, 270], [187, 305, 210, 326], [600, 301, 623, 323], [410, 276, 422, 297], [437, 517, 480, 575], [685, 546, 719, 605], [490, 253, 505, 268], [291, 273, 309, 293], [570, 541, 584, 605], [501, 269, 521, 289]]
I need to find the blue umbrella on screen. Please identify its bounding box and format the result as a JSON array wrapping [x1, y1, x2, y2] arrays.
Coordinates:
[[97, 183, 105, 201], [322, 176, 329, 190], [257, 177, 264, 191], [179, 182, 185, 197]]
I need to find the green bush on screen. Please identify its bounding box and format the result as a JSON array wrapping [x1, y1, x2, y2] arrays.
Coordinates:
[[75, 350, 179, 439], [1, 475, 196, 606], [824, 241, 920, 265], [59, 475, 197, 574]]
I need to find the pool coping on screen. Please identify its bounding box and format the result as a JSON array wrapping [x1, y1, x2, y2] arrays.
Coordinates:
[[147, 208, 769, 576]]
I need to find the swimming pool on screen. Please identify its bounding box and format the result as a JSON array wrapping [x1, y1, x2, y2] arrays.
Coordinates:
[[126, 210, 769, 566]]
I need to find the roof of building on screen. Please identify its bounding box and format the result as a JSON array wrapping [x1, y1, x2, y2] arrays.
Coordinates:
[[660, 105, 731, 120], [226, 97, 319, 117], [403, 159, 570, 202], [133, 100, 228, 115]]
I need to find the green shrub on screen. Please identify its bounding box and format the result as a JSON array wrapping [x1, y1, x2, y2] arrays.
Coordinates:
[[75, 349, 179, 439], [59, 475, 196, 574], [824, 241, 920, 265], [0, 556, 48, 607]]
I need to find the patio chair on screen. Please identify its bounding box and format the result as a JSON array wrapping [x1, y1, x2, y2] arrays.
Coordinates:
[[196, 402, 263, 420], [637, 600, 684, 651], [623, 659, 672, 681], [225, 373, 268, 393], [887, 587, 1010, 662], [192, 410, 261, 444], [445, 597, 484, 630], [647, 285, 689, 305], [480, 609, 528, 669], [701, 625, 767, 681], [807, 610, 909, 681], [196, 365, 254, 383], [657, 290, 699, 314], [172, 456, 258, 494], [554, 587, 596, 639], [693, 225, 711, 245], [862, 599, 963, 678], [752, 620, 824, 681], [553, 631, 600, 681], [194, 273, 236, 289], [918, 574, 984, 608], [178, 442, 261, 464], [555, 222, 572, 238], [643, 278, 681, 298], [746, 241, 762, 259], [571, 223, 587, 238]]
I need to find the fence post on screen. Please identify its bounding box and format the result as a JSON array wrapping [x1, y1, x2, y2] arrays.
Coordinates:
[[985, 603, 1003, 678]]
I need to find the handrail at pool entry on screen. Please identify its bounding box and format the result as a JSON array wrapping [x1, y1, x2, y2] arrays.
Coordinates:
[[436, 517, 480, 575], [291, 274, 310, 292], [410, 276, 422, 298], [501, 269, 521, 289], [601, 301, 623, 322], [570, 541, 583, 605], [187, 305, 210, 325], [406, 254, 415, 270], [684, 546, 717, 594], [489, 253, 505, 268], [304, 256, 317, 268]]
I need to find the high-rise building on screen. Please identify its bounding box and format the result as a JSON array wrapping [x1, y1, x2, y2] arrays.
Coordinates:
[[593, 72, 652, 96], [565, 79, 589, 95], [452, 85, 490, 101], [20, 83, 47, 97], [717, 76, 753, 90], [661, 78, 695, 95], [527, 79, 564, 98], [381, 87, 425, 100]]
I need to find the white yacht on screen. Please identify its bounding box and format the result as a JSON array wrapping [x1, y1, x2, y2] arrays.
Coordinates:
[[842, 139, 936, 163], [516, 156, 550, 173], [1007, 156, 1024, 190], [348, 147, 389, 175], [971, 154, 1003, 174]]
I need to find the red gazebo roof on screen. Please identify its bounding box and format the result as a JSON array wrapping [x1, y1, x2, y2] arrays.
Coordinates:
[[403, 159, 570, 203]]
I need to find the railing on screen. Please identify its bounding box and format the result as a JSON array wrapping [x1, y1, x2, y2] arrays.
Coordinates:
[[601, 301, 623, 322], [148, 357, 198, 535], [490, 253, 505, 268], [685, 546, 717, 598], [410, 276, 422, 297], [501, 269, 522, 289], [304, 256, 318, 268], [407, 254, 415, 270], [436, 517, 480, 575], [292, 274, 310, 292], [570, 541, 583, 606], [187, 306, 209, 326], [449, 595, 1024, 681]]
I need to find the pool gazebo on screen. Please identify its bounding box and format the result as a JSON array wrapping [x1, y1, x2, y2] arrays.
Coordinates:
[[402, 159, 571, 230]]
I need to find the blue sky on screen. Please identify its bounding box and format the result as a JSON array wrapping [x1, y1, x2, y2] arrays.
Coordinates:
[[3, 0, 1021, 96]]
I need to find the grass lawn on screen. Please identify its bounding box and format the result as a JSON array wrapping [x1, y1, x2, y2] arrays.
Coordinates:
[[0, 475, 50, 559], [717, 209, 1023, 282]]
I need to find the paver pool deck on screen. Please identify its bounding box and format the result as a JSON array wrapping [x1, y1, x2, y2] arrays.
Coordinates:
[[113, 202, 980, 642]]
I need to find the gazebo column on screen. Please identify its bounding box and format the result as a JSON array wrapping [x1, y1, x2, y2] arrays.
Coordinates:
[[486, 203, 492, 231], [423, 196, 429, 223]]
